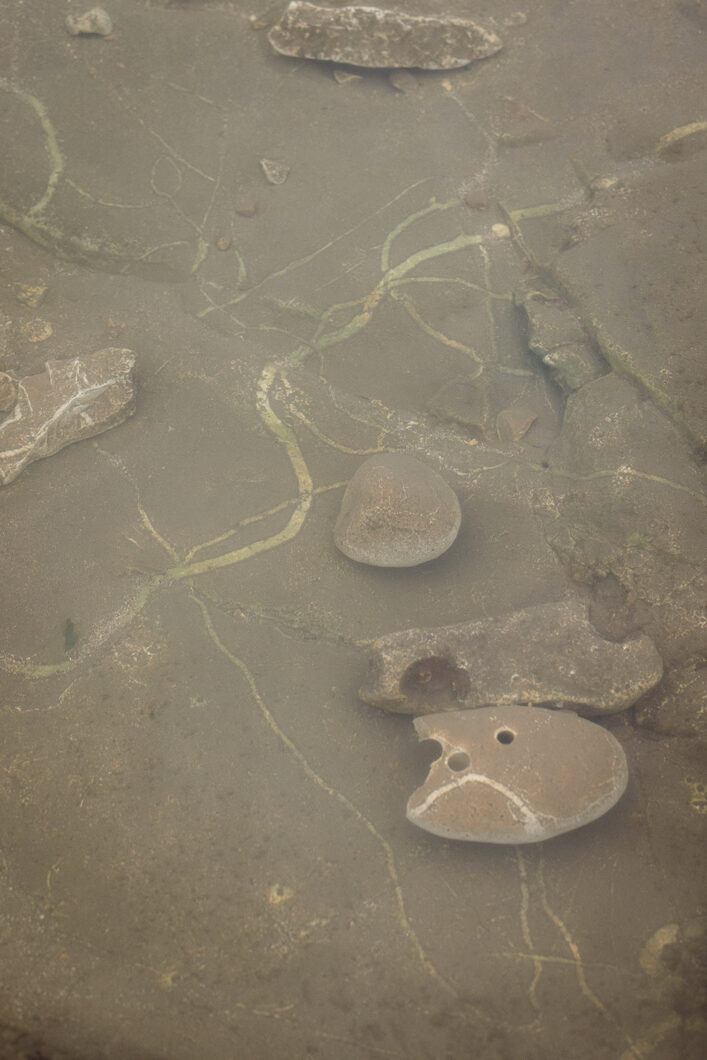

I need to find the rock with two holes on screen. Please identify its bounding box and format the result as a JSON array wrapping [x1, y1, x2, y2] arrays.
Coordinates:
[[407, 705, 629, 843]]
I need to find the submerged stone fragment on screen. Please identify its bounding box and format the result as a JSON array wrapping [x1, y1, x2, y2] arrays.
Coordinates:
[[260, 159, 290, 185], [0, 373, 18, 414], [268, 3, 503, 70], [0, 348, 136, 485], [334, 453, 461, 567], [65, 7, 113, 37], [407, 705, 629, 843], [359, 598, 662, 715], [519, 293, 606, 393]]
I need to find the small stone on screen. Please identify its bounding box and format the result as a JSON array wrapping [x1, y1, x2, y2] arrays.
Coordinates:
[[0, 348, 136, 486], [407, 706, 629, 844], [65, 7, 113, 37], [496, 406, 537, 442], [260, 159, 290, 185], [504, 12, 528, 27], [460, 186, 489, 210], [388, 70, 419, 94], [334, 453, 461, 567], [234, 196, 257, 217], [491, 223, 510, 239], [13, 284, 47, 308], [0, 373, 18, 413], [18, 319, 53, 343], [268, 2, 503, 70], [215, 236, 232, 251], [359, 598, 663, 715]]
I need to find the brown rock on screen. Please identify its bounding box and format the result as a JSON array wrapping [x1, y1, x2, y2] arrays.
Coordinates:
[[334, 453, 461, 567], [268, 3, 502, 71], [359, 598, 663, 715], [407, 706, 629, 843]]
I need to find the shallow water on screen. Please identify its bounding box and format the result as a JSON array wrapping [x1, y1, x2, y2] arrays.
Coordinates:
[[0, 2, 705, 1057]]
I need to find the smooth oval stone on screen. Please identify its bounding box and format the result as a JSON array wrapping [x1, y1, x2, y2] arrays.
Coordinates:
[[407, 706, 628, 844], [334, 453, 461, 567]]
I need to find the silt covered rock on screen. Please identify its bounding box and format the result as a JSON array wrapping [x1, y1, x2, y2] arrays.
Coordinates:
[[334, 452, 461, 567], [268, 2, 503, 70]]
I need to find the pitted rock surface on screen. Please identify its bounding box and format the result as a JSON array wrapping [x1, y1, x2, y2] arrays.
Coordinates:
[[0, 349, 136, 486], [407, 706, 629, 844], [359, 598, 663, 715]]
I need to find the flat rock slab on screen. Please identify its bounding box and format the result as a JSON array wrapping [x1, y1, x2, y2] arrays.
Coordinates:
[[359, 598, 663, 715], [520, 293, 606, 393], [334, 452, 461, 566], [268, 2, 503, 70], [0, 348, 136, 486], [407, 706, 629, 843]]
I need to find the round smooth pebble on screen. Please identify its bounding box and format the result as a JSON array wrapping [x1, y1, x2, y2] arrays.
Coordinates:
[[407, 705, 629, 844], [334, 453, 461, 567]]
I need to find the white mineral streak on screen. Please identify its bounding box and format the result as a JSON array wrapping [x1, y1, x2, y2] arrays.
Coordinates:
[[408, 770, 546, 839]]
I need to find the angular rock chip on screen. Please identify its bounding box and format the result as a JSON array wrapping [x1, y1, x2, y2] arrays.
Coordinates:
[[359, 598, 662, 715], [0, 348, 136, 486], [334, 453, 461, 567], [268, 3, 503, 70], [407, 706, 629, 843]]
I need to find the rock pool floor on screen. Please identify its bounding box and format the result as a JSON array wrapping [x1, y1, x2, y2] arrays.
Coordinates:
[[0, 2, 705, 1057]]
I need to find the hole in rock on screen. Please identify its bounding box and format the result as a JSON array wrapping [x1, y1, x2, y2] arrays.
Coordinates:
[[447, 751, 470, 772], [496, 729, 515, 745], [401, 656, 471, 702]]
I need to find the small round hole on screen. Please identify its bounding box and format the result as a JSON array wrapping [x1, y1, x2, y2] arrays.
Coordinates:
[[447, 751, 470, 772], [496, 729, 515, 745]]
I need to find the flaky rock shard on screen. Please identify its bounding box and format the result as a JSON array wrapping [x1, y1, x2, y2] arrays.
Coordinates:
[[268, 3, 503, 70], [0, 348, 136, 485], [359, 599, 663, 716], [407, 706, 629, 844]]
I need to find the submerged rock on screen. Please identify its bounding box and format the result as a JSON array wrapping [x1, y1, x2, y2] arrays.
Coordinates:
[[0, 373, 18, 414], [359, 598, 663, 715], [519, 293, 606, 393], [65, 7, 113, 37], [407, 705, 629, 843], [268, 3, 503, 70], [334, 452, 461, 567], [0, 348, 136, 486]]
